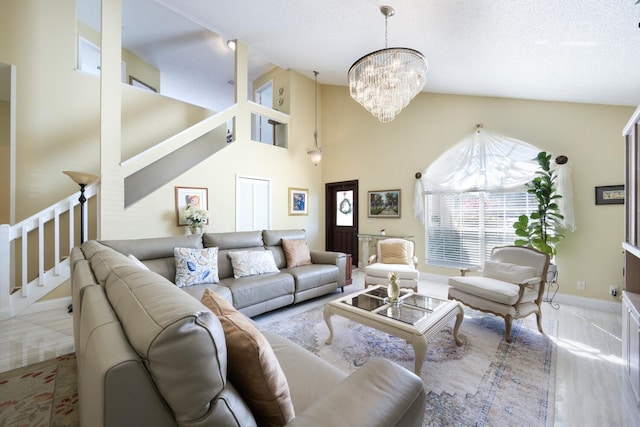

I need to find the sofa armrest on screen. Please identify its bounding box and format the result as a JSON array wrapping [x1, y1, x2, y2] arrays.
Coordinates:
[[310, 250, 346, 287], [368, 254, 377, 265], [285, 358, 425, 427]]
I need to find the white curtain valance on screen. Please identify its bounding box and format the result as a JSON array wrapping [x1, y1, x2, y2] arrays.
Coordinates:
[[414, 127, 575, 232]]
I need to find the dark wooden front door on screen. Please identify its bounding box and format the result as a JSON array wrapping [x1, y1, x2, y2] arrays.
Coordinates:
[[325, 180, 358, 266]]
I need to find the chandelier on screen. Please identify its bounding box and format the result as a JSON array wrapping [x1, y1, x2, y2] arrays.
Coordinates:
[[348, 5, 428, 123], [307, 71, 323, 166]]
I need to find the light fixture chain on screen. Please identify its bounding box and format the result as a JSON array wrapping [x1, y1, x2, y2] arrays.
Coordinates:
[[385, 13, 388, 48], [314, 71, 319, 148]]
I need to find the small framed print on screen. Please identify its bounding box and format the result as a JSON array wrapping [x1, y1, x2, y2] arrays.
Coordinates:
[[368, 189, 401, 218], [175, 186, 208, 225], [288, 187, 308, 216], [595, 185, 624, 205]]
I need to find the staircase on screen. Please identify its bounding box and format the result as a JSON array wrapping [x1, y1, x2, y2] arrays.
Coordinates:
[[0, 184, 97, 320]]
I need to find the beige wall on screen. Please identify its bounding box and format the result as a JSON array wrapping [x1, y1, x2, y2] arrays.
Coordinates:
[[108, 69, 324, 248], [321, 86, 634, 301]]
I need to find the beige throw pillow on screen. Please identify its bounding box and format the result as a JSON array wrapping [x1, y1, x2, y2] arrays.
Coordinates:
[[380, 241, 409, 264], [228, 250, 279, 279], [200, 288, 295, 426], [282, 239, 312, 268]]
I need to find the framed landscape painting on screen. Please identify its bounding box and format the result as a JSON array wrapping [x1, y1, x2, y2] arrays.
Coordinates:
[[288, 187, 308, 215], [368, 189, 401, 218]]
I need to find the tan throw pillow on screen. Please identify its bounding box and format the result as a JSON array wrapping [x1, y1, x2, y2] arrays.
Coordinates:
[[200, 288, 295, 426], [380, 241, 409, 264], [281, 239, 312, 268]]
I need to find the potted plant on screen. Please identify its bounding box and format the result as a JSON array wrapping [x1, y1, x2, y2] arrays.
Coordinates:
[[513, 151, 565, 260]]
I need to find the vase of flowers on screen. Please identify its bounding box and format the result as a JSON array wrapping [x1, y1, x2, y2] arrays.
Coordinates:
[[183, 206, 209, 234], [387, 271, 400, 303]]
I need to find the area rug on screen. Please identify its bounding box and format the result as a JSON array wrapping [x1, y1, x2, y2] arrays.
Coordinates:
[[262, 306, 557, 427], [0, 353, 78, 426]]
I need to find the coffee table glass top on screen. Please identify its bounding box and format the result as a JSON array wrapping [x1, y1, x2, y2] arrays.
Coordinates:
[[341, 287, 448, 326]]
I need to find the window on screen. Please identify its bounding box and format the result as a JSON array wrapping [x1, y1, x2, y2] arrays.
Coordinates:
[[425, 191, 536, 268]]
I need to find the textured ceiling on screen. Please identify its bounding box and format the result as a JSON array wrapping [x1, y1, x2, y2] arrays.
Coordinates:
[[79, 0, 640, 110]]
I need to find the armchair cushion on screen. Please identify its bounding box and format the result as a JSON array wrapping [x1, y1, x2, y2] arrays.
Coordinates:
[[365, 263, 420, 279], [380, 241, 409, 265], [448, 276, 539, 305], [482, 260, 538, 285]]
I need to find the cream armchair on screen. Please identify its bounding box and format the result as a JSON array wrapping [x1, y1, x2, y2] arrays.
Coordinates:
[[364, 238, 419, 292], [447, 246, 550, 343]]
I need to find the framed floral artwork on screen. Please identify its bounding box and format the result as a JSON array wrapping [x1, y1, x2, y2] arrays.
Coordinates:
[[175, 186, 208, 226], [368, 189, 401, 218], [288, 187, 308, 216]]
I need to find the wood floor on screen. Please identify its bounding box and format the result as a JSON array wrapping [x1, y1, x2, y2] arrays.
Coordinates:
[[1, 271, 639, 426]]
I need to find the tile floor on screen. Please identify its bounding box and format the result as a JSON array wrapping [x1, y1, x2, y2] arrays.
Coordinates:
[[1, 271, 639, 426]]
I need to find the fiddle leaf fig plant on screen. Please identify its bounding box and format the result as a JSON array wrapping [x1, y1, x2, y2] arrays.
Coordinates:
[[513, 151, 565, 257]]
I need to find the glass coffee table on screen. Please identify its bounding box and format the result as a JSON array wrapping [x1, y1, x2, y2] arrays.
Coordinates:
[[323, 285, 464, 376]]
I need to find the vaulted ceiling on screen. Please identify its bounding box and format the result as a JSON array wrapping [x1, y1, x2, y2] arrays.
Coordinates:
[[78, 0, 640, 111]]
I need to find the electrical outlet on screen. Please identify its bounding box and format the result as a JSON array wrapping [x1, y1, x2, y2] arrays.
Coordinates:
[[609, 285, 619, 297], [577, 280, 586, 290]]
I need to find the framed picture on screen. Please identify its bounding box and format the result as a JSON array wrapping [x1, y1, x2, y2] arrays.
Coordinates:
[[175, 186, 208, 225], [288, 187, 308, 216], [129, 76, 157, 93], [595, 185, 624, 205], [368, 189, 401, 218]]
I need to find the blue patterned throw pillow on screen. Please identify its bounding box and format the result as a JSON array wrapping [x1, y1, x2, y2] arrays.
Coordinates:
[[174, 247, 220, 287]]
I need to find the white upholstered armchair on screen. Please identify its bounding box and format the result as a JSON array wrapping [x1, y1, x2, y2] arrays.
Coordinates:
[[447, 246, 550, 343], [364, 238, 419, 292]]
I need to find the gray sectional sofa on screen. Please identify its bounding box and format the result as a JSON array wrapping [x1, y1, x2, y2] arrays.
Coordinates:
[[100, 229, 347, 317], [69, 229, 427, 426]]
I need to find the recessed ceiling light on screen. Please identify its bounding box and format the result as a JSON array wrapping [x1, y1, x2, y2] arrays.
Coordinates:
[[226, 39, 236, 51]]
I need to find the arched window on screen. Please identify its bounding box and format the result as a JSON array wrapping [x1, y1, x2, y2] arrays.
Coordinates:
[[418, 127, 543, 269]]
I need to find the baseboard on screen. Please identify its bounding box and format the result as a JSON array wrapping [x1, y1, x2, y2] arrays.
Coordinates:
[[550, 293, 622, 314], [420, 272, 623, 314], [20, 296, 72, 316]]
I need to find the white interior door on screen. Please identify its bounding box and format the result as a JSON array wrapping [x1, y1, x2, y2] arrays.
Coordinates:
[[236, 176, 271, 231]]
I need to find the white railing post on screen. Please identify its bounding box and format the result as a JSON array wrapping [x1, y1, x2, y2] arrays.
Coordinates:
[[0, 224, 11, 319]]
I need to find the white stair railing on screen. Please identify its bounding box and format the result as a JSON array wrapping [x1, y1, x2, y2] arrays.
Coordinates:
[[0, 184, 98, 320]]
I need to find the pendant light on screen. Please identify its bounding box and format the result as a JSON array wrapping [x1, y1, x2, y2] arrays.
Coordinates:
[[307, 71, 323, 165]]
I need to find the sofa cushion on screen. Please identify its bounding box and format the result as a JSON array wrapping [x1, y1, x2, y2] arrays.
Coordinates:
[[200, 288, 295, 426], [282, 239, 312, 268], [104, 265, 230, 425], [203, 230, 263, 250], [482, 260, 538, 284], [88, 246, 134, 284], [229, 250, 279, 278], [101, 234, 203, 261], [380, 241, 409, 265], [174, 247, 220, 287], [221, 273, 295, 309], [284, 264, 338, 293]]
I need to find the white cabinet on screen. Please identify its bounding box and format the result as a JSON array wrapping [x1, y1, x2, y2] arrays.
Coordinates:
[[623, 291, 640, 406]]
